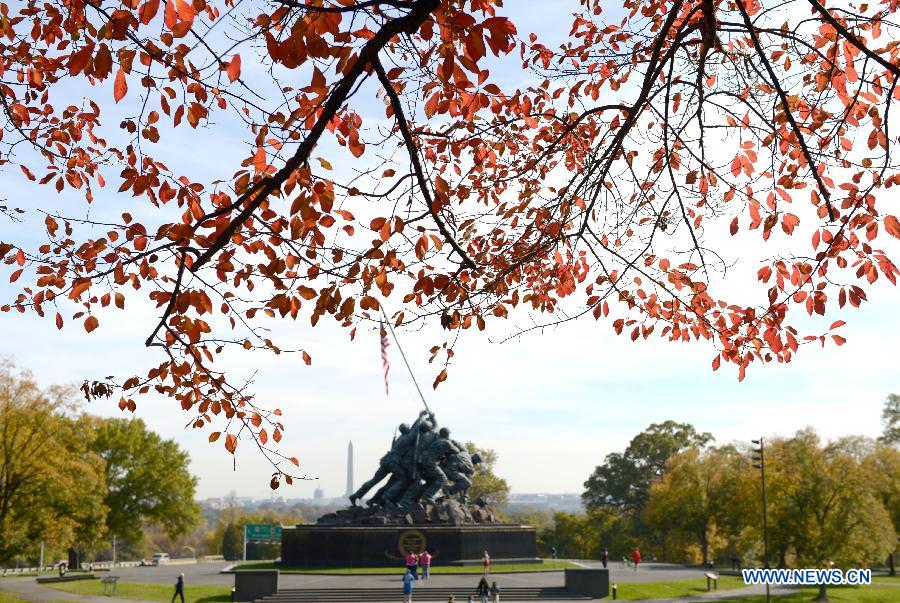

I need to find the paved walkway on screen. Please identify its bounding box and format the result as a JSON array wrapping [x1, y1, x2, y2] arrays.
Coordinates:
[[0, 563, 795, 603], [0, 577, 139, 603]]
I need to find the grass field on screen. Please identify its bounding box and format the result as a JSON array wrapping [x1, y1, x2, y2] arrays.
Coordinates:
[[233, 560, 580, 574], [46, 580, 231, 603], [609, 575, 746, 600], [681, 576, 900, 602]]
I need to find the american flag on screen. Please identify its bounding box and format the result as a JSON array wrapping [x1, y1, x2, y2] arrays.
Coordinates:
[[380, 321, 390, 395]]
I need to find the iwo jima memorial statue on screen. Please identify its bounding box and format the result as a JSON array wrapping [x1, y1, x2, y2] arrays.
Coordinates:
[[281, 410, 539, 566]]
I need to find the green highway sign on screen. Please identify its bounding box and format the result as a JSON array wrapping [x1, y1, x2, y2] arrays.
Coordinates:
[[244, 524, 282, 541]]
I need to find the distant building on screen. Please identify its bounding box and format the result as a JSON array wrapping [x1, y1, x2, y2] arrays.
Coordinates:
[[507, 493, 583, 512], [314, 485, 324, 500]]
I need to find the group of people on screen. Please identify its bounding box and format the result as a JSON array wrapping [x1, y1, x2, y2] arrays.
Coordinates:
[[351, 411, 482, 509], [594, 546, 641, 571], [401, 549, 496, 603], [403, 550, 434, 580], [401, 574, 500, 603]]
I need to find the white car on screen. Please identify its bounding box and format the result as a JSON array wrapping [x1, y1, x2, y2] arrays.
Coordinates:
[[151, 553, 170, 565]]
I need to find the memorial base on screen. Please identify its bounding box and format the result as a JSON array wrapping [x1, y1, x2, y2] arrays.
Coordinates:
[[281, 524, 539, 567]]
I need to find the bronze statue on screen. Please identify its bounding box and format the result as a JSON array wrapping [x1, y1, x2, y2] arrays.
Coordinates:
[[352, 412, 481, 509], [349, 410, 432, 506], [442, 442, 482, 503]]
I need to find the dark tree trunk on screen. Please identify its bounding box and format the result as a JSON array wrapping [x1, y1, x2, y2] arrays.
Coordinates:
[[814, 583, 829, 602], [67, 547, 79, 570], [890, 552, 895, 576]]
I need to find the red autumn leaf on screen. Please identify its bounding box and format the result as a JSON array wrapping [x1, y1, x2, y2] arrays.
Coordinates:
[[253, 147, 266, 172], [224, 433, 237, 453], [781, 213, 800, 234], [885, 215, 900, 239], [175, 0, 195, 23], [113, 68, 128, 102], [163, 0, 177, 28], [433, 368, 447, 389], [138, 0, 161, 25], [84, 316, 99, 333], [68, 43, 94, 76], [227, 54, 241, 83]]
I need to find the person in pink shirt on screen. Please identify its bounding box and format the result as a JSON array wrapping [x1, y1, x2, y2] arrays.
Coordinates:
[[419, 550, 433, 580], [482, 550, 491, 576], [405, 551, 419, 579]]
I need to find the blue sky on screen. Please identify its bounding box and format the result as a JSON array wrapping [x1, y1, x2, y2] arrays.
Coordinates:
[[0, 0, 898, 499]]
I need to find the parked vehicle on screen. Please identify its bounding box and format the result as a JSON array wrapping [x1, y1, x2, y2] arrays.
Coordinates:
[[49, 560, 67, 569], [150, 553, 170, 565]]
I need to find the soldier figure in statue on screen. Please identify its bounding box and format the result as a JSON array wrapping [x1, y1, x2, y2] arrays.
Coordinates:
[[380, 417, 436, 508], [349, 410, 433, 506], [398, 427, 461, 507], [442, 445, 482, 503]]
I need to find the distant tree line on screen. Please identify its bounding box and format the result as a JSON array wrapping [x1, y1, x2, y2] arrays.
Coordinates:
[[0, 360, 200, 567], [535, 405, 900, 592]]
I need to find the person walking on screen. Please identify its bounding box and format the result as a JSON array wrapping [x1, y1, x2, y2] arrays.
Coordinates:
[[405, 551, 419, 580], [550, 547, 557, 561], [490, 581, 501, 603], [482, 550, 491, 576], [475, 577, 490, 603], [419, 550, 432, 580], [402, 570, 415, 603], [630, 547, 641, 572], [171, 573, 185, 603], [447, 596, 455, 603], [600, 547, 609, 569]]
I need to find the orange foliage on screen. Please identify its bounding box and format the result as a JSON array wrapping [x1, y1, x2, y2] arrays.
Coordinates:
[[1, 0, 899, 483]]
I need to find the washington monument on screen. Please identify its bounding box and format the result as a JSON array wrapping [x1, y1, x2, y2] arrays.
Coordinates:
[[345, 440, 354, 498]]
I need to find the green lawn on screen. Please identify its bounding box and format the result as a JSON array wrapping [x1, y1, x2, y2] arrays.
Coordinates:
[[673, 576, 899, 602], [611, 575, 746, 600], [45, 580, 230, 603], [233, 560, 579, 574]]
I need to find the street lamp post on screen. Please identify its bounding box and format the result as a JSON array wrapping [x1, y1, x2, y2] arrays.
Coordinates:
[[752, 438, 770, 603]]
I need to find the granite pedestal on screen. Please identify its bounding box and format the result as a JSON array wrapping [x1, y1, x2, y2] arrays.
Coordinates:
[[281, 524, 539, 567], [233, 570, 279, 602]]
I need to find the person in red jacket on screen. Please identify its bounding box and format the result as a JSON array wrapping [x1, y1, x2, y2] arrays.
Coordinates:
[[630, 548, 641, 572]]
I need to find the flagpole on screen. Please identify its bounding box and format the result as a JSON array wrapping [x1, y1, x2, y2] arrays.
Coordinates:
[[380, 307, 430, 414]]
